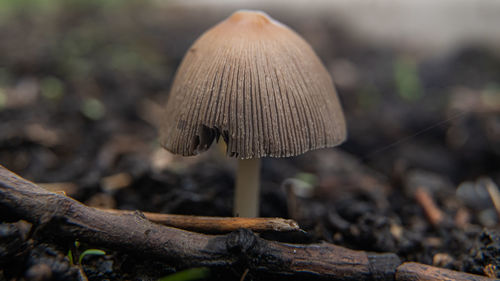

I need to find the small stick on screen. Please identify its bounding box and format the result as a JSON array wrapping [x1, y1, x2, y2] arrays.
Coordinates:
[[414, 187, 444, 226], [484, 178, 500, 219], [396, 262, 494, 281], [239, 268, 250, 281], [101, 209, 300, 233]]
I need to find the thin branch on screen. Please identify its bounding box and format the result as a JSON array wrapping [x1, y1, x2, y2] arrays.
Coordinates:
[[101, 209, 300, 233], [396, 262, 493, 281]]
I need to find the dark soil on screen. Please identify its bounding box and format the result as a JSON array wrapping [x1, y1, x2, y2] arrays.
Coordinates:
[[1, 1, 500, 280]]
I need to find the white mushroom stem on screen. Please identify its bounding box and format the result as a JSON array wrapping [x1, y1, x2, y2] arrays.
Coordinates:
[[234, 158, 261, 217]]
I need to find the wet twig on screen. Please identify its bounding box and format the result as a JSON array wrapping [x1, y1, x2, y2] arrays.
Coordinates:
[[396, 262, 493, 281]]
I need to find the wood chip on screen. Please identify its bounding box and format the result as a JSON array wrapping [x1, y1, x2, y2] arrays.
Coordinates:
[[38, 182, 78, 197], [100, 173, 132, 192], [483, 264, 498, 279], [415, 187, 444, 226], [432, 253, 454, 267]]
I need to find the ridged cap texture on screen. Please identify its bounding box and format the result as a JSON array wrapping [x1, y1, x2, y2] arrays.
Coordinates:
[[160, 10, 346, 158]]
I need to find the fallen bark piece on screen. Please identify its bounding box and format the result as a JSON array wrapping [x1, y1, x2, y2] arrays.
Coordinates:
[[101, 209, 300, 233], [396, 262, 496, 281], [0, 165, 399, 280]]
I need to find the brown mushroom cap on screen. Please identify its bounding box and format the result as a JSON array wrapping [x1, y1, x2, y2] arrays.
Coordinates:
[[160, 10, 347, 159]]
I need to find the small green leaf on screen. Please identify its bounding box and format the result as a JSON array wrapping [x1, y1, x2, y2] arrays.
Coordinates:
[[394, 55, 422, 101], [41, 76, 64, 101], [78, 249, 106, 265], [157, 267, 210, 281], [67, 249, 74, 266], [81, 98, 106, 120], [0, 88, 6, 110], [295, 172, 318, 186]]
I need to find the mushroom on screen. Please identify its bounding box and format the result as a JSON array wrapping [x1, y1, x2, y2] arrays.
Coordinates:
[[160, 10, 346, 217]]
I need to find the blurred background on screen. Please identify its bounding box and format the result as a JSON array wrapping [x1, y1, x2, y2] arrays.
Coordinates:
[[1, 0, 500, 221], [1, 0, 500, 278]]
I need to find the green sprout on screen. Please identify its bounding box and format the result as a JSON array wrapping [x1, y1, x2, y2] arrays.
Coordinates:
[[394, 55, 422, 101], [41, 76, 64, 101], [295, 172, 318, 187], [78, 249, 106, 264], [0, 88, 6, 110], [157, 267, 210, 281], [67, 240, 106, 266], [67, 248, 74, 266], [81, 97, 106, 120]]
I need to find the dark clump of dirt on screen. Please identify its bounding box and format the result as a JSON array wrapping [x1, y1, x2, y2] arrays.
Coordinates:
[[0, 222, 78, 280], [465, 230, 500, 278]]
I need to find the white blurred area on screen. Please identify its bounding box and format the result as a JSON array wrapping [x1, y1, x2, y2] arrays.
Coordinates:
[[161, 0, 500, 56]]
